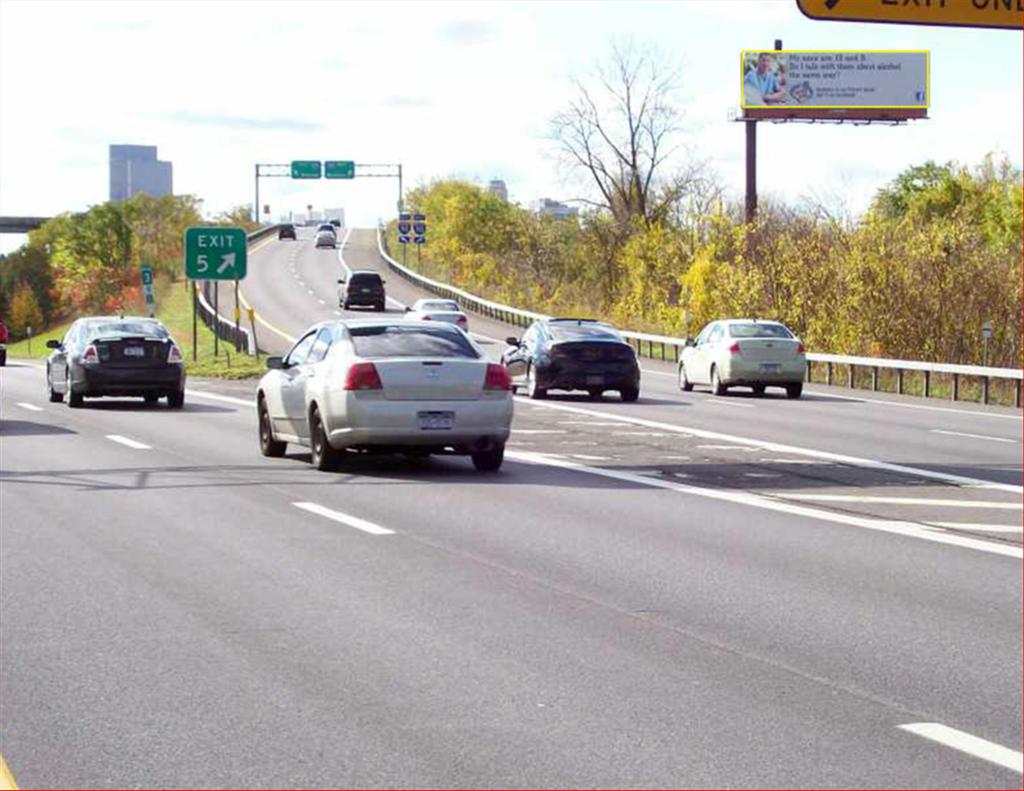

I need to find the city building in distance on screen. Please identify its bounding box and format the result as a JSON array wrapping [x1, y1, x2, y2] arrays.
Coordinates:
[[487, 178, 508, 202], [109, 144, 173, 201], [534, 198, 579, 220]]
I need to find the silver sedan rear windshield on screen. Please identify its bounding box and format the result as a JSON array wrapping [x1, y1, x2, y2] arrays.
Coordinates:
[[420, 300, 460, 312], [349, 326, 479, 358], [728, 323, 793, 339]]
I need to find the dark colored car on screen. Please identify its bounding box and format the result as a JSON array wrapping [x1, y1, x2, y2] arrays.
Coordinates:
[[45, 316, 186, 408], [338, 271, 386, 311], [0, 319, 8, 366], [278, 223, 296, 240], [502, 318, 640, 402]]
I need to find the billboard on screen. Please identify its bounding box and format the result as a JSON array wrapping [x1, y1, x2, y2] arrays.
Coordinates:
[[741, 50, 928, 121]]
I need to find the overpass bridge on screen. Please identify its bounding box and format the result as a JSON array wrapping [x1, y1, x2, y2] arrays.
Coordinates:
[[0, 216, 50, 233]]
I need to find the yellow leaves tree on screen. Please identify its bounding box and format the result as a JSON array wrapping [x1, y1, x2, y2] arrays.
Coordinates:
[[8, 284, 43, 339]]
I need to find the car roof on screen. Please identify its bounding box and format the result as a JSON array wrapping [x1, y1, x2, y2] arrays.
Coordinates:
[[544, 317, 608, 326], [348, 269, 382, 277], [79, 315, 164, 324]]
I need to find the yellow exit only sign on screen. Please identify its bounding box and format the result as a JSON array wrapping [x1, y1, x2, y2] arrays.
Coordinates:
[[796, 0, 1023, 30]]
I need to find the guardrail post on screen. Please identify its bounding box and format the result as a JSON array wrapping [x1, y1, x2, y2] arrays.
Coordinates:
[[847, 364, 854, 389], [923, 370, 930, 398], [982, 376, 990, 405], [1016, 381, 1021, 409], [951, 373, 959, 401], [826, 361, 832, 385], [871, 366, 879, 391], [896, 369, 904, 395]]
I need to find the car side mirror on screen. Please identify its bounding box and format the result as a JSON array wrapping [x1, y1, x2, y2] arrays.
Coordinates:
[[505, 337, 520, 347], [46, 339, 62, 349], [266, 356, 286, 370], [684, 338, 696, 348], [404, 306, 412, 312], [337, 278, 346, 284]]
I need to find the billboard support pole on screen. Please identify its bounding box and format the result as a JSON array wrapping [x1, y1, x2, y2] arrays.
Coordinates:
[[744, 121, 757, 223], [745, 39, 782, 225]]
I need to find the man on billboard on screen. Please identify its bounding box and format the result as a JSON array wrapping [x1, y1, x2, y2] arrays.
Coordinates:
[[744, 52, 788, 105]]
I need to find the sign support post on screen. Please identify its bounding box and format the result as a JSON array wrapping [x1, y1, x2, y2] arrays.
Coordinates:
[[234, 280, 241, 353], [213, 282, 219, 357]]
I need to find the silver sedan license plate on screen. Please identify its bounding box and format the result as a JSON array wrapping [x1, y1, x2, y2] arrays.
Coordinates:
[[418, 411, 454, 430], [760, 363, 780, 373]]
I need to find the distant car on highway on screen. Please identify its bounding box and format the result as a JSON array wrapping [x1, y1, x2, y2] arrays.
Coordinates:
[[405, 299, 468, 331], [278, 223, 296, 240], [45, 316, 186, 408], [0, 319, 8, 366], [678, 319, 805, 398], [338, 271, 386, 311], [502, 318, 640, 402], [256, 319, 513, 471], [316, 223, 337, 237], [314, 229, 337, 249]]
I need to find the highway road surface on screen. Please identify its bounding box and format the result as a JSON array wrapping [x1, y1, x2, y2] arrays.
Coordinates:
[[1, 227, 1021, 789]]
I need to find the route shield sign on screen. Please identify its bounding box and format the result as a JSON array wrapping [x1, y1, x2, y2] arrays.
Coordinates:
[[291, 160, 322, 179], [325, 160, 355, 179], [795, 0, 1022, 30], [184, 227, 248, 280]]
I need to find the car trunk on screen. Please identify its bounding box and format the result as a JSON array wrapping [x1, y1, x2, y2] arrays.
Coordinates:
[[423, 312, 466, 326], [551, 341, 634, 364], [374, 358, 486, 401], [733, 338, 801, 362], [93, 336, 170, 367]]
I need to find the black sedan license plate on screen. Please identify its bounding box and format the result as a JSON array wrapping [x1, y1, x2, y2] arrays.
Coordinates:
[[418, 411, 454, 430], [585, 374, 604, 385], [123, 346, 146, 358]]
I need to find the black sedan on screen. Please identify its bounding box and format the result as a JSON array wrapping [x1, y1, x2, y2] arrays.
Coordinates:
[[278, 223, 296, 240], [502, 318, 640, 401], [46, 317, 186, 408]]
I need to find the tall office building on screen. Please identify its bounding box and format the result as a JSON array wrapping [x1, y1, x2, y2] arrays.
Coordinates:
[[109, 145, 173, 201], [487, 179, 508, 202]]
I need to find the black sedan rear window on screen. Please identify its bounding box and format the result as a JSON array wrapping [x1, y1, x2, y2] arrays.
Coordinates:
[[728, 323, 793, 339], [350, 274, 382, 286], [349, 326, 478, 359], [87, 321, 168, 339], [549, 325, 623, 342]]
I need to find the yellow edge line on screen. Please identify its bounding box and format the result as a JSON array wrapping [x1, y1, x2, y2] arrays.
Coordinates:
[[1, 753, 20, 790], [240, 237, 298, 344]]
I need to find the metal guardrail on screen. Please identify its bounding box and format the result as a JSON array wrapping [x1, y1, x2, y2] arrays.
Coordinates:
[[377, 225, 1023, 407], [192, 226, 278, 355]]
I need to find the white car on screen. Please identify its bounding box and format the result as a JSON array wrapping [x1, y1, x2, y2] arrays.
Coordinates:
[[405, 299, 468, 331], [678, 319, 806, 398], [256, 319, 513, 471], [314, 230, 336, 249]]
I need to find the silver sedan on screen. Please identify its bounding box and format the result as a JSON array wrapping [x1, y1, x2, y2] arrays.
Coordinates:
[[256, 319, 513, 471], [405, 299, 469, 331], [678, 319, 806, 398]]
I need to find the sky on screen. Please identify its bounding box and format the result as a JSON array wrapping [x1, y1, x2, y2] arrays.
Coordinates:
[[1, 0, 1021, 253]]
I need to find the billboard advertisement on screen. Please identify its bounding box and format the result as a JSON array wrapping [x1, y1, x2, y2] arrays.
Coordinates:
[[741, 50, 929, 120]]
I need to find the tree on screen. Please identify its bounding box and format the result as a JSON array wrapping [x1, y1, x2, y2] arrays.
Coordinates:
[[217, 205, 258, 231], [550, 41, 684, 226], [9, 284, 43, 339]]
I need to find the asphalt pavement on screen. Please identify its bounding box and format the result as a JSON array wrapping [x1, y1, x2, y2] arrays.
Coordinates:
[[1, 227, 1021, 789]]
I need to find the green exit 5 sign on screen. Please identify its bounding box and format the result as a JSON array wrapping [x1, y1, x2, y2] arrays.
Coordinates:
[[291, 160, 322, 179], [184, 227, 248, 280], [325, 160, 355, 179]]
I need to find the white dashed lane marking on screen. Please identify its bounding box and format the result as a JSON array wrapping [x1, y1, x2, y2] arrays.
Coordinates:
[[15, 402, 43, 412], [106, 434, 151, 450]]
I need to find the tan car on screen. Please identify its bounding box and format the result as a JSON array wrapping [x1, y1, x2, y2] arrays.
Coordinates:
[[678, 319, 806, 398]]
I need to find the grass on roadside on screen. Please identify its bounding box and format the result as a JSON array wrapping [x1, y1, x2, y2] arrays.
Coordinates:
[[6, 275, 266, 380]]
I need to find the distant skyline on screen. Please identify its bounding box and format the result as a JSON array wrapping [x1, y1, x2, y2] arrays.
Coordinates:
[[1, 0, 1021, 253]]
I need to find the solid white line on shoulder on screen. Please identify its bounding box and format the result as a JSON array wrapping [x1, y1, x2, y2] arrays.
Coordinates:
[[106, 434, 151, 450], [292, 502, 395, 535], [931, 429, 1017, 443], [898, 723, 1023, 774], [504, 451, 1022, 559], [15, 402, 43, 411]]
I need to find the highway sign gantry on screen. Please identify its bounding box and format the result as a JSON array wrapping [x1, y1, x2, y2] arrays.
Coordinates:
[[291, 160, 322, 179], [795, 0, 1023, 30], [184, 227, 248, 280]]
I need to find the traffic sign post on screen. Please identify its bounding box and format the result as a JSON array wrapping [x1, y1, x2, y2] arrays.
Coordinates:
[[982, 320, 993, 367], [795, 0, 1022, 29], [140, 264, 155, 317], [184, 227, 248, 281], [291, 160, 322, 179], [325, 160, 355, 179]]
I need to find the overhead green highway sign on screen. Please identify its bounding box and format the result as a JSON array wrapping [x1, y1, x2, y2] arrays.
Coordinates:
[[325, 160, 356, 179], [184, 227, 248, 280], [291, 160, 322, 179]]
